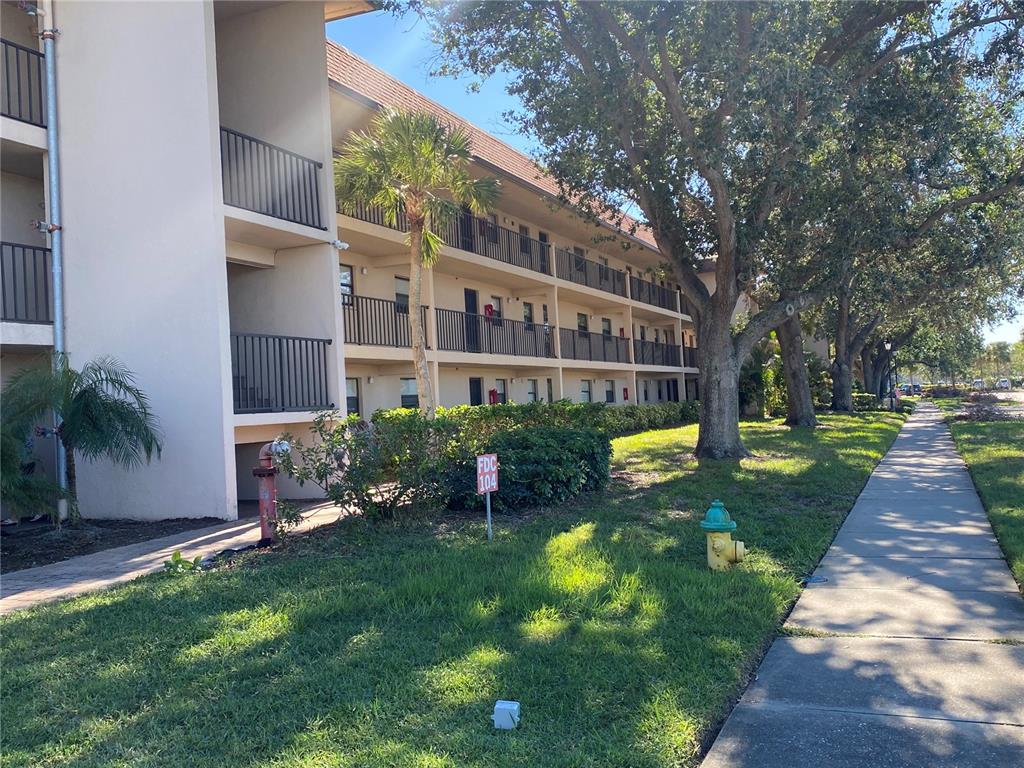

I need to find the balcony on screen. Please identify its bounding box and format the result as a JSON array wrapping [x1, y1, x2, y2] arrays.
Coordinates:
[[436, 308, 554, 358], [634, 339, 681, 367], [230, 332, 332, 413], [560, 329, 631, 363], [1, 242, 52, 324], [342, 202, 551, 276], [684, 344, 698, 367], [630, 275, 678, 312], [220, 127, 325, 230], [342, 295, 427, 348], [555, 248, 627, 297], [1, 39, 45, 127]]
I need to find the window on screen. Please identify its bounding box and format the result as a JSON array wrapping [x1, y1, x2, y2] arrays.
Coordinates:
[[601, 317, 612, 336], [395, 276, 410, 312], [346, 377, 360, 415], [657, 380, 664, 400], [400, 378, 418, 408], [639, 325, 647, 341], [487, 213, 499, 244], [577, 313, 589, 333], [654, 329, 660, 343], [546, 378, 554, 403], [605, 379, 615, 403], [339, 264, 354, 305], [489, 296, 503, 319], [580, 379, 593, 403], [495, 378, 508, 404], [523, 301, 534, 325], [643, 381, 650, 402], [527, 379, 538, 402], [519, 224, 531, 254]]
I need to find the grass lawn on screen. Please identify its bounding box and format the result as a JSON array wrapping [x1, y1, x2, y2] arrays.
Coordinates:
[[1, 413, 904, 768], [948, 419, 1024, 588]]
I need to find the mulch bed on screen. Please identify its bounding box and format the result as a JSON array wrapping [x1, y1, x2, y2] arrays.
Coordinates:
[[1, 517, 224, 574]]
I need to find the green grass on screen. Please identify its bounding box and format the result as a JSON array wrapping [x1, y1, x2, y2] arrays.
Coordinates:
[[1, 413, 905, 768], [948, 419, 1024, 588]]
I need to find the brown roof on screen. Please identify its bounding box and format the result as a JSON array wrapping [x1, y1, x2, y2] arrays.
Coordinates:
[[325, 40, 658, 250]]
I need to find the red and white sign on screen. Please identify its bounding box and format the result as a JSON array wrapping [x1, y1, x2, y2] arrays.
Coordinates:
[[476, 453, 498, 494]]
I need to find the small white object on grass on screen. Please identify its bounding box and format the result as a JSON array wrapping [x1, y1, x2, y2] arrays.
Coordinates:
[[491, 700, 520, 729]]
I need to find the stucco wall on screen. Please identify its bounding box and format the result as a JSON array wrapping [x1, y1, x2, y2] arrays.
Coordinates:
[[1, 173, 46, 245], [55, 0, 236, 520]]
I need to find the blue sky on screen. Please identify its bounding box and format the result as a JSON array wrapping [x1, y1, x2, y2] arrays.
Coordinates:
[[327, 9, 1022, 346]]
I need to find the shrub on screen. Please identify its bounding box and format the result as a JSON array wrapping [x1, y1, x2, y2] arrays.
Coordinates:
[[279, 411, 463, 520], [852, 393, 879, 410], [447, 427, 611, 513]]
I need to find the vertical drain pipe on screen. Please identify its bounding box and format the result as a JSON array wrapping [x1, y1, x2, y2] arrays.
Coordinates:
[[40, 0, 67, 502]]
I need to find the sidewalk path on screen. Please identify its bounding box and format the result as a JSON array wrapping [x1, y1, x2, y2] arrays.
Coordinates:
[[0, 503, 341, 615], [703, 402, 1024, 767]]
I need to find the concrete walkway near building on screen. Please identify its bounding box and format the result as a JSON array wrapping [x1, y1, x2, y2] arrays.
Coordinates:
[[0, 502, 341, 616], [703, 402, 1024, 767]]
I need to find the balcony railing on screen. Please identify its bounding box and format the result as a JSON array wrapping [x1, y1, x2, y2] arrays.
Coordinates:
[[560, 329, 631, 363], [1, 39, 45, 127], [342, 202, 551, 275], [555, 249, 627, 297], [436, 308, 554, 357], [1, 242, 52, 324], [342, 294, 427, 348], [634, 339, 682, 367], [683, 345, 698, 367], [630, 275, 678, 311], [220, 127, 325, 230], [230, 332, 332, 414]]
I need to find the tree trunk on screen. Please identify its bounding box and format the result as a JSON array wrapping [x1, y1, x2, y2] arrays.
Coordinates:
[[694, 314, 747, 458], [831, 355, 855, 412], [860, 346, 875, 398], [408, 224, 437, 419], [777, 312, 817, 427], [64, 443, 78, 522]]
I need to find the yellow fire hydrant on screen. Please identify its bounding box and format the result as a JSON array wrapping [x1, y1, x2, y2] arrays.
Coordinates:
[[700, 499, 746, 570]]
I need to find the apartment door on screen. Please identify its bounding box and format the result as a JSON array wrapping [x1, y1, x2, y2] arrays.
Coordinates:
[[538, 231, 550, 274], [459, 206, 475, 251], [469, 377, 483, 406], [464, 288, 480, 352]]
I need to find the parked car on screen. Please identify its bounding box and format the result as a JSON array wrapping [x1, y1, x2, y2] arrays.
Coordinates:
[[912, 384, 922, 395], [900, 384, 912, 395], [972, 378, 986, 390], [996, 378, 1010, 390]]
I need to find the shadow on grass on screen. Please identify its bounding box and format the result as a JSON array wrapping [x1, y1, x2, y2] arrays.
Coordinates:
[[0, 413, 905, 768]]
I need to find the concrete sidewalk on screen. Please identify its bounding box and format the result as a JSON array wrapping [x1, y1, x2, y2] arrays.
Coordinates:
[[703, 402, 1024, 767], [0, 502, 341, 615]]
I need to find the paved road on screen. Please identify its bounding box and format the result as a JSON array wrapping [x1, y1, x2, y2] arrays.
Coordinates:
[[702, 402, 1024, 767], [0, 502, 341, 615]]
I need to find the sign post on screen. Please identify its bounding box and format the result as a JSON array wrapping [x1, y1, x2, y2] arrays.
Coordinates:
[[476, 453, 498, 541]]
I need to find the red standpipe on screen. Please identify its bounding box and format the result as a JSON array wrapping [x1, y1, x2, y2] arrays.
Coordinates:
[[253, 442, 279, 546]]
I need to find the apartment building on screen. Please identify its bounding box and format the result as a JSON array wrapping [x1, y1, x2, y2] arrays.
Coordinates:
[[326, 42, 700, 417], [1, 1, 698, 522]]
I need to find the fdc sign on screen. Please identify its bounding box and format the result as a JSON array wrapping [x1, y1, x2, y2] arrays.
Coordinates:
[[477, 454, 499, 494]]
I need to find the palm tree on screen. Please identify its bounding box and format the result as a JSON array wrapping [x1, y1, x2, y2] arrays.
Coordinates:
[[335, 109, 500, 418], [2, 354, 163, 519]]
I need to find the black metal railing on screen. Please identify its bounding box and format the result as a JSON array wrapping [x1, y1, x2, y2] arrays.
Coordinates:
[[342, 202, 550, 275], [1, 39, 45, 127], [683, 345, 698, 367], [559, 329, 631, 363], [220, 127, 325, 230], [436, 308, 554, 357], [342, 295, 427, 347], [634, 339, 682, 367], [1, 242, 51, 323], [555, 249, 627, 296], [230, 332, 332, 413], [630, 275, 678, 311], [341, 201, 408, 232]]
